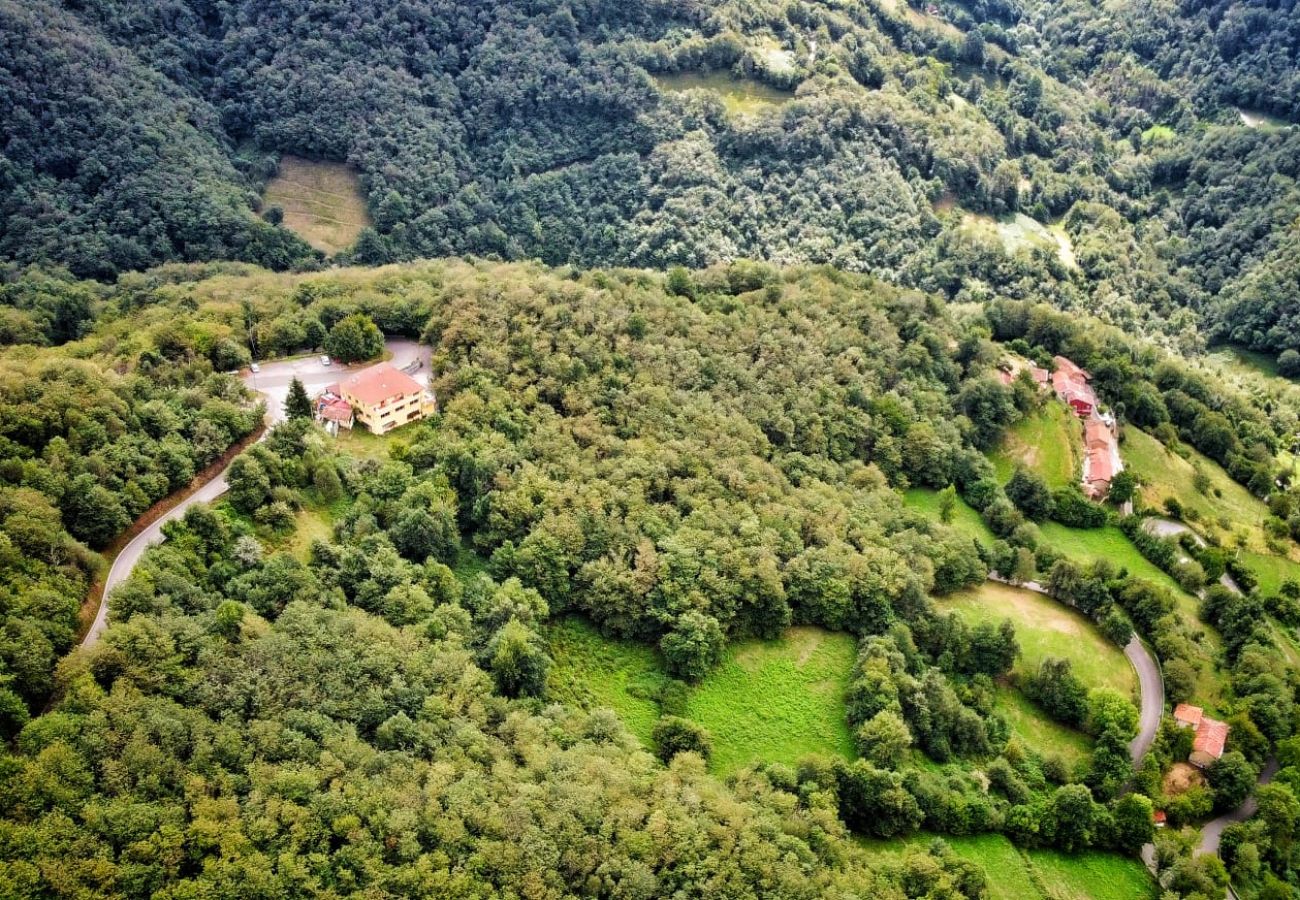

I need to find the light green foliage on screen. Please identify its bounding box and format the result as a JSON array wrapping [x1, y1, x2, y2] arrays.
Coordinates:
[[684, 628, 858, 775], [990, 404, 1079, 491]]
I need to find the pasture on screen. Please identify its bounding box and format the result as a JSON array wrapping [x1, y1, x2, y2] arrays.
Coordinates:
[[262, 156, 371, 255]]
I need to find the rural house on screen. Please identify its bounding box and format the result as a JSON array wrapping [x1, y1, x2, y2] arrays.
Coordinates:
[[320, 362, 437, 434], [1173, 703, 1230, 768], [1051, 355, 1097, 417]]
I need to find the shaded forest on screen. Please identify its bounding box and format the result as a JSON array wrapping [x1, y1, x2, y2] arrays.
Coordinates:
[[2, 0, 1298, 362]]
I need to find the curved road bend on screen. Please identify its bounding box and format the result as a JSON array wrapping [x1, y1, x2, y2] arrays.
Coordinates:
[[80, 339, 430, 650], [988, 573, 1164, 764], [1198, 757, 1279, 855]]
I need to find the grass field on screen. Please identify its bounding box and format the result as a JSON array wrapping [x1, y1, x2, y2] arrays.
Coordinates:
[[940, 582, 1134, 763], [656, 72, 794, 116], [942, 582, 1135, 695], [991, 403, 1079, 490], [685, 627, 857, 774], [1122, 426, 1300, 595], [546, 617, 669, 745], [902, 487, 995, 546], [858, 833, 1156, 900], [546, 620, 857, 772], [262, 156, 371, 255]]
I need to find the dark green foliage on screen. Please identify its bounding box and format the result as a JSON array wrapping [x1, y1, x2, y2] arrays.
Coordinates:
[[485, 618, 550, 698], [652, 715, 712, 762], [1209, 751, 1259, 813], [1005, 468, 1053, 522], [285, 377, 313, 419], [324, 313, 384, 363], [1023, 658, 1088, 729]]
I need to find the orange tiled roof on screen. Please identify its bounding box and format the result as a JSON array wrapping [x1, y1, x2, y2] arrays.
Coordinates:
[[1085, 419, 1112, 449], [341, 363, 424, 407], [1174, 703, 1204, 727], [1088, 448, 1114, 484], [1053, 355, 1089, 381], [1193, 717, 1229, 760]]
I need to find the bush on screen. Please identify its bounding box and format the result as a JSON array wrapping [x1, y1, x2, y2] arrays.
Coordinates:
[[652, 715, 712, 762]]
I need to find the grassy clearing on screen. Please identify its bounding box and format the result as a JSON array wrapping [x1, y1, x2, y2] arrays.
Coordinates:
[[991, 403, 1079, 490], [1029, 845, 1158, 900], [1122, 426, 1300, 594], [1123, 427, 1276, 550], [686, 627, 857, 774], [940, 581, 1133, 764], [330, 425, 406, 460], [262, 156, 371, 255], [656, 72, 794, 116], [282, 503, 338, 561], [858, 833, 1155, 900], [1240, 549, 1300, 597], [994, 684, 1092, 766], [546, 617, 668, 745], [902, 487, 995, 546], [942, 582, 1134, 695], [961, 212, 1076, 270], [545, 621, 857, 770]]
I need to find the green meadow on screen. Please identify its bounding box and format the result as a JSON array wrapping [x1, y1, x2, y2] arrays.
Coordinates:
[[859, 833, 1156, 900], [546, 618, 857, 774]]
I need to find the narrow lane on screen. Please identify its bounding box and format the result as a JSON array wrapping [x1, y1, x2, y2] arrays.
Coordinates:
[[80, 339, 429, 650]]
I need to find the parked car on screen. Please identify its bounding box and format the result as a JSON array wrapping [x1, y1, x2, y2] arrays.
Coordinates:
[[320, 355, 331, 366]]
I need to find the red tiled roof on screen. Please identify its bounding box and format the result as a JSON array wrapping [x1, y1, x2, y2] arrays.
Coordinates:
[[1085, 419, 1112, 450], [341, 363, 424, 407], [1174, 703, 1204, 727], [998, 369, 1015, 386], [1088, 448, 1114, 484], [1153, 810, 1167, 824], [1054, 355, 1089, 381], [1029, 365, 1050, 385], [1193, 718, 1229, 760], [320, 398, 353, 423]]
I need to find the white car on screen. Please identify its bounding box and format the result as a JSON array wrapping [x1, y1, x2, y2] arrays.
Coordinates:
[[249, 363, 260, 373], [320, 355, 331, 366]]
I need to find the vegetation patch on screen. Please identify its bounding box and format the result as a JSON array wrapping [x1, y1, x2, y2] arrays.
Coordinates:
[[990, 403, 1079, 490], [903, 487, 996, 546], [941, 582, 1135, 696], [684, 627, 857, 774], [262, 156, 371, 255], [859, 833, 1155, 900], [546, 617, 668, 746], [655, 72, 795, 117]]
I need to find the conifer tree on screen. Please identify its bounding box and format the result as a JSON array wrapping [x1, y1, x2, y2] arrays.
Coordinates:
[[286, 376, 313, 419]]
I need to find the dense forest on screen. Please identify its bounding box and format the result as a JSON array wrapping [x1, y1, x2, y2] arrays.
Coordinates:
[[0, 259, 1295, 896], [3, 0, 1300, 896], [2, 0, 1298, 363]]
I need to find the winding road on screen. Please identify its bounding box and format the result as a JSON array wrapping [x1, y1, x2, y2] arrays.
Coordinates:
[[80, 338, 430, 650]]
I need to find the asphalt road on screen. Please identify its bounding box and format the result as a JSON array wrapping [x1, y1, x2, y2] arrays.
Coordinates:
[[1125, 635, 1165, 764], [80, 338, 430, 649], [1198, 757, 1279, 855]]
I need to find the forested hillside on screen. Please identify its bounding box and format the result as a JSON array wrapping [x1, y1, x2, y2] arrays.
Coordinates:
[[2, 0, 1297, 362], [0, 259, 1296, 897]]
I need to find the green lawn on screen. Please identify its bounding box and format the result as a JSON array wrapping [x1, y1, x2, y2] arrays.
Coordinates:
[[940, 582, 1134, 764], [1123, 426, 1277, 553], [546, 617, 668, 746], [546, 620, 858, 773], [858, 833, 1155, 900], [991, 403, 1079, 490], [993, 684, 1092, 767], [685, 627, 858, 775], [655, 71, 795, 117], [1240, 549, 1300, 597], [903, 487, 995, 546], [941, 582, 1135, 696]]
